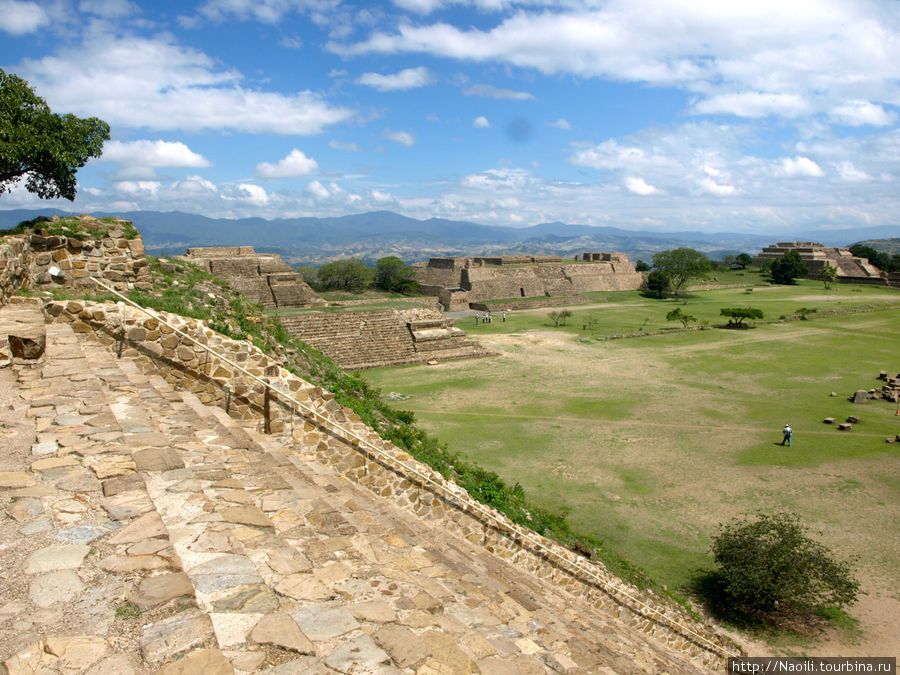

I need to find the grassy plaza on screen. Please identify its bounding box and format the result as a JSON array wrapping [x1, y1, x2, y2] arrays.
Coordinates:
[[364, 276, 900, 646]]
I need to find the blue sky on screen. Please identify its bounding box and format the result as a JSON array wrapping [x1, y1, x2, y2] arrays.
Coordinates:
[[1, 0, 899, 235]]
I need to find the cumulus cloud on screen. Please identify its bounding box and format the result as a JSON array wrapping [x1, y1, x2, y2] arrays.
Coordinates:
[[13, 34, 354, 135], [625, 177, 658, 195], [473, 116, 491, 128], [356, 66, 432, 91], [235, 183, 269, 205], [329, 140, 361, 151], [255, 149, 319, 178], [0, 0, 49, 34], [100, 140, 210, 168], [383, 129, 416, 146], [332, 2, 900, 125], [778, 156, 824, 177], [830, 100, 896, 127], [548, 118, 572, 130], [463, 84, 534, 100], [835, 161, 871, 183]]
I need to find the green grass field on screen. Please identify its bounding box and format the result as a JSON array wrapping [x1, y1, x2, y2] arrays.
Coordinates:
[[364, 280, 900, 604]]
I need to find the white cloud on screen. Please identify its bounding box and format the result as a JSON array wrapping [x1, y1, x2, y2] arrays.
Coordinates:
[[463, 84, 534, 100], [100, 140, 210, 168], [835, 161, 871, 183], [697, 178, 736, 195], [333, 2, 900, 124], [473, 116, 491, 128], [14, 34, 354, 135], [115, 180, 161, 196], [306, 180, 331, 199], [356, 66, 432, 91], [692, 93, 810, 119], [383, 129, 416, 146], [625, 177, 658, 195], [778, 156, 824, 177], [830, 100, 896, 127], [235, 183, 269, 205], [548, 118, 572, 130], [255, 149, 319, 178], [0, 0, 48, 34], [196, 0, 341, 24], [371, 189, 395, 204], [391, 0, 443, 14]]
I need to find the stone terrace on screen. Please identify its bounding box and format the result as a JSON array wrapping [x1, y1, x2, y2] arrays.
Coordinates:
[[279, 309, 493, 370], [0, 302, 730, 673]]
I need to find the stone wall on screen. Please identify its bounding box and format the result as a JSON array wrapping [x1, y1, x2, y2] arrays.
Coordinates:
[[182, 247, 325, 309], [41, 298, 737, 668], [759, 242, 886, 282], [416, 254, 644, 309], [0, 216, 151, 304], [279, 308, 492, 369]]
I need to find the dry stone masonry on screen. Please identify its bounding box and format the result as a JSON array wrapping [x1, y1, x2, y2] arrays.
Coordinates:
[[182, 247, 325, 309], [758, 242, 888, 285], [414, 253, 645, 310], [0, 215, 150, 304], [280, 308, 493, 370]]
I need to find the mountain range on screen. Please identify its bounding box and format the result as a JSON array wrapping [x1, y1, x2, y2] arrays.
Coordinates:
[[1, 208, 897, 266]]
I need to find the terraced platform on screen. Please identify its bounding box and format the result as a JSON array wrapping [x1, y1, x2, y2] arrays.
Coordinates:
[[0, 304, 720, 673]]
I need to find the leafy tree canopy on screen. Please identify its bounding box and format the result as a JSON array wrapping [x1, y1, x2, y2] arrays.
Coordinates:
[[1, 69, 109, 201], [709, 512, 859, 618], [769, 250, 808, 284], [651, 248, 712, 296], [645, 269, 671, 298], [317, 258, 372, 291], [634, 259, 651, 272], [735, 253, 753, 269], [848, 244, 897, 273], [666, 307, 696, 328], [720, 306, 763, 328], [374, 256, 419, 294]]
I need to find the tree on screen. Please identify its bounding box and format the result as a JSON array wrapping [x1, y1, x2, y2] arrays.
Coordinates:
[[645, 270, 671, 298], [634, 259, 651, 272], [666, 307, 696, 328], [720, 306, 763, 328], [769, 250, 808, 284], [547, 309, 572, 326], [374, 256, 419, 294], [819, 265, 838, 289], [651, 248, 712, 296], [1, 69, 109, 200], [735, 253, 753, 269], [316, 258, 372, 291], [296, 266, 320, 289], [709, 512, 859, 618]]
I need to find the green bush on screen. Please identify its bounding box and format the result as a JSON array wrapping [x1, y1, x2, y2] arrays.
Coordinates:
[[705, 512, 859, 620]]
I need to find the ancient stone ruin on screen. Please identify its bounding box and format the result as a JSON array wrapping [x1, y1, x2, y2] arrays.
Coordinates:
[[414, 253, 644, 311], [0, 219, 738, 671], [0, 214, 151, 303], [182, 246, 325, 309], [279, 307, 493, 369], [758, 242, 887, 284]]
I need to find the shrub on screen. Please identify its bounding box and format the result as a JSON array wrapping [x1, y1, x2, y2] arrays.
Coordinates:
[[707, 512, 859, 619]]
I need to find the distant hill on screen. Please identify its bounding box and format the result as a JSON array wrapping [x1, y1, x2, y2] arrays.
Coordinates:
[[2, 208, 897, 266], [853, 238, 900, 255]]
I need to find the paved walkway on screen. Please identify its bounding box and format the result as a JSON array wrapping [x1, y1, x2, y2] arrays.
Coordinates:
[[0, 307, 706, 673]]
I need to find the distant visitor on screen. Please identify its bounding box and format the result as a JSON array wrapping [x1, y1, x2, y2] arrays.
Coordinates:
[[781, 424, 792, 447]]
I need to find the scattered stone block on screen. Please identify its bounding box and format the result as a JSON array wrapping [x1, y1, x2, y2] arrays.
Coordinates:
[[879, 370, 888, 380], [851, 390, 868, 403], [823, 417, 835, 424], [8, 332, 46, 359], [838, 423, 852, 431], [846, 415, 860, 424], [830, 391, 837, 396]]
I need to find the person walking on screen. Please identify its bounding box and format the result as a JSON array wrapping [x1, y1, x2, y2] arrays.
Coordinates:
[[781, 424, 792, 447]]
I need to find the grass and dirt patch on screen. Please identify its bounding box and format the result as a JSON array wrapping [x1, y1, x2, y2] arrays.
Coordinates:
[[365, 280, 900, 652]]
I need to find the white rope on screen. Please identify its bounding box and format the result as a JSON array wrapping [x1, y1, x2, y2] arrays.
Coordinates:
[[88, 277, 737, 659]]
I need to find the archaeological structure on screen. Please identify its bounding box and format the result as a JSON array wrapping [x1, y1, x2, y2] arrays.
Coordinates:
[[758, 242, 890, 285], [181, 246, 326, 309], [0, 217, 738, 672], [413, 253, 645, 310]]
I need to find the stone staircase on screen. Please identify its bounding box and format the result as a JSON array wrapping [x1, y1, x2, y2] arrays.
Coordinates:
[[0, 305, 720, 673], [280, 311, 492, 370]]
